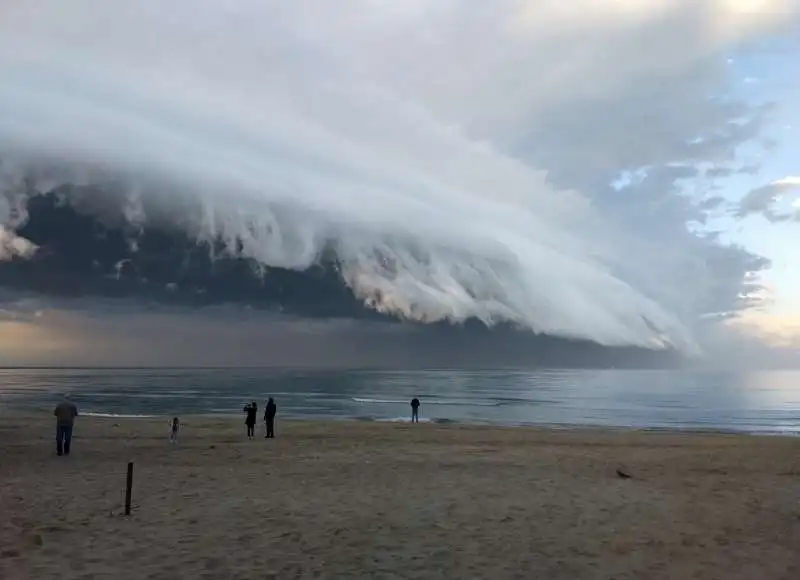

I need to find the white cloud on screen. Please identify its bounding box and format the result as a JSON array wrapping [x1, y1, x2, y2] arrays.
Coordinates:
[[0, 0, 798, 354], [0, 225, 37, 261]]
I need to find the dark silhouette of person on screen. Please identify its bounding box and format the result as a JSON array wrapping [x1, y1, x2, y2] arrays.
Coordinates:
[[169, 416, 180, 444], [411, 397, 420, 424], [264, 398, 277, 439], [53, 396, 78, 456], [244, 401, 258, 439]]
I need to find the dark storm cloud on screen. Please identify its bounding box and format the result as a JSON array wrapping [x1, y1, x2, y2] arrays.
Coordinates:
[[1, 295, 682, 369], [0, 190, 682, 366], [0, 190, 374, 319], [1, 1, 798, 364]]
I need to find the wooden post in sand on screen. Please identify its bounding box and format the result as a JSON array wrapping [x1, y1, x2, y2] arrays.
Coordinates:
[[124, 462, 134, 516]]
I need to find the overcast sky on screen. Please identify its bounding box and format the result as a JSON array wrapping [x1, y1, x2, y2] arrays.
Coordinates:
[[0, 1, 798, 367]]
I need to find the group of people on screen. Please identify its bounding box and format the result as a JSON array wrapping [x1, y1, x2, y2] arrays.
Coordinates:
[[53, 394, 420, 455], [49, 395, 280, 454], [243, 398, 277, 440], [171, 398, 278, 444]]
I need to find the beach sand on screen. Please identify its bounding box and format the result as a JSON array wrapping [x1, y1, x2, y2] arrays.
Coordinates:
[[1, 415, 799, 579]]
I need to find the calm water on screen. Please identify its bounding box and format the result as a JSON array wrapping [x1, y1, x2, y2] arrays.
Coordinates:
[[1, 368, 799, 434]]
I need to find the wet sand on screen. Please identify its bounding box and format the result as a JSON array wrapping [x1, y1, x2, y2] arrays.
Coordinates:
[[1, 414, 799, 579]]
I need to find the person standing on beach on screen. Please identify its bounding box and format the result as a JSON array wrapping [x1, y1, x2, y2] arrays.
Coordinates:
[[411, 397, 420, 424], [244, 401, 258, 439], [169, 417, 180, 444], [53, 397, 78, 456], [264, 397, 277, 439]]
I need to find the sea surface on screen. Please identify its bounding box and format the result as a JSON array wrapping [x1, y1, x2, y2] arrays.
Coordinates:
[[1, 368, 799, 434]]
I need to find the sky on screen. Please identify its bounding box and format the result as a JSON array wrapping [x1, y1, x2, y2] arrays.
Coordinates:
[[0, 0, 798, 367], [718, 35, 800, 346]]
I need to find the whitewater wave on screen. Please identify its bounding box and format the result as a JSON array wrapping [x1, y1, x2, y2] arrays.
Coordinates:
[[374, 416, 436, 424], [81, 411, 154, 419], [353, 397, 500, 407]]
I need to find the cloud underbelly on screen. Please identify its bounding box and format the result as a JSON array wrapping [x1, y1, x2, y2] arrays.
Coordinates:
[[0, 171, 693, 353]]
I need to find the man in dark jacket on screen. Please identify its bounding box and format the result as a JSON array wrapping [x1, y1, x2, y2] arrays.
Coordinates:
[[264, 398, 277, 439], [411, 397, 420, 424], [54, 396, 78, 456]]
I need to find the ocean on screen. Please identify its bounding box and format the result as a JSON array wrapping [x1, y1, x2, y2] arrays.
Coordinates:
[[1, 367, 799, 434]]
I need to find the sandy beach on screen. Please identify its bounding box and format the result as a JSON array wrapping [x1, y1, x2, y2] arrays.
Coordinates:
[[1, 415, 799, 579]]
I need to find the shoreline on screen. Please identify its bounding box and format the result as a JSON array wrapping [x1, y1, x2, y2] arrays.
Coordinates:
[[3, 407, 798, 438]]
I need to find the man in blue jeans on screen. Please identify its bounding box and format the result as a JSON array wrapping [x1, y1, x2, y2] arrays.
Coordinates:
[[54, 397, 79, 456]]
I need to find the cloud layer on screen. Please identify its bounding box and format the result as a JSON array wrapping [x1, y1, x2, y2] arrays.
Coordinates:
[[1, 0, 798, 358], [737, 176, 800, 221]]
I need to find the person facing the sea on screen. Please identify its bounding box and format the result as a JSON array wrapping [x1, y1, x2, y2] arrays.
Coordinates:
[[244, 401, 258, 439], [169, 416, 180, 444], [264, 397, 277, 439], [411, 397, 420, 424], [53, 396, 78, 456]]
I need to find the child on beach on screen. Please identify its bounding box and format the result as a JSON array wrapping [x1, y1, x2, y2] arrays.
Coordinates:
[[169, 416, 180, 443]]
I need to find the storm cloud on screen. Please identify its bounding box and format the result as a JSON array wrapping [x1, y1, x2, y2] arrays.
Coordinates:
[[0, 1, 798, 365]]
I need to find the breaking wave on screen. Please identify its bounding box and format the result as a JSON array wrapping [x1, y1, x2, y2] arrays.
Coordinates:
[[353, 398, 500, 407]]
